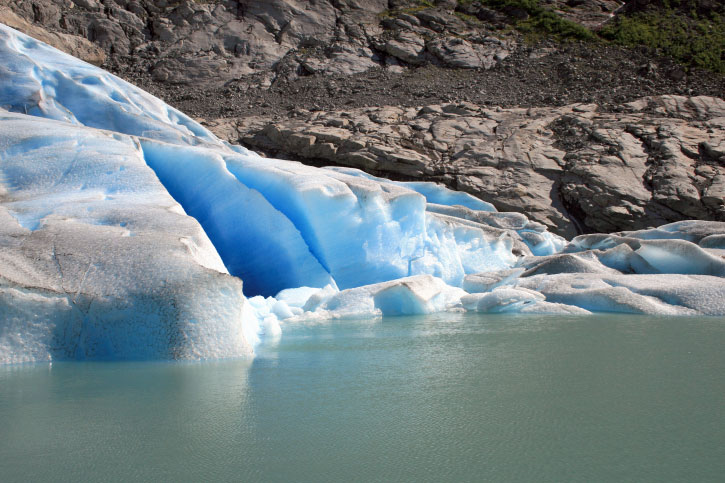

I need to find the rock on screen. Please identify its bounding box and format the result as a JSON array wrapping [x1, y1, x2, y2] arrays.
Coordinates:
[[428, 37, 511, 69], [4, 0, 381, 86], [384, 31, 426, 65], [1, 0, 520, 87], [73, 0, 102, 11], [0, 6, 105, 65], [222, 95, 725, 238], [300, 44, 379, 76], [415, 9, 461, 28], [550, 0, 625, 29]]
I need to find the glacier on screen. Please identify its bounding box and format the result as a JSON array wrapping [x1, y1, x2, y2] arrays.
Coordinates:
[[1, 23, 724, 364]]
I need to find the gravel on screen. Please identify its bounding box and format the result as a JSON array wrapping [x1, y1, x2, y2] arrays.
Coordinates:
[[128, 41, 724, 121]]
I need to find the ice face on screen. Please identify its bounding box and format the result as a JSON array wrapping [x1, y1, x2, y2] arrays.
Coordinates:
[[0, 112, 254, 364], [327, 167, 497, 211], [329, 167, 566, 257], [141, 139, 528, 293], [1, 23, 724, 364], [0, 24, 538, 362], [139, 140, 335, 297]]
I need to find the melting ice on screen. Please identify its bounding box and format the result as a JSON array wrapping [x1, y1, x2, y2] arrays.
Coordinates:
[[1, 24, 724, 364]]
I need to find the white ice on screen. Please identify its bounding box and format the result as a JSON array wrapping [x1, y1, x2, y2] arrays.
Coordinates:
[[1, 23, 724, 364], [0, 112, 254, 364], [280, 275, 467, 320]]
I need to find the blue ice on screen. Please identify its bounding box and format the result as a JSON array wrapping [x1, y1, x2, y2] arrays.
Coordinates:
[[2, 23, 724, 364]]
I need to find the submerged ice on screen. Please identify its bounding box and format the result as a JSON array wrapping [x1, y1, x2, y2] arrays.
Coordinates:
[[1, 24, 724, 364]]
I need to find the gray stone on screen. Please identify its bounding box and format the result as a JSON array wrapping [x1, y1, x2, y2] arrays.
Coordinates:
[[0, 6, 105, 65], [0, 0, 517, 86], [221, 95, 725, 238], [384, 31, 426, 65], [428, 37, 510, 69]]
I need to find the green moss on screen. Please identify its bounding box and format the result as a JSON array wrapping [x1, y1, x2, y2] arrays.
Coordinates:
[[381, 0, 725, 74], [476, 0, 543, 12], [455, 1, 591, 41], [600, 7, 725, 73], [517, 9, 595, 41], [457, 0, 724, 73], [473, 0, 595, 41]]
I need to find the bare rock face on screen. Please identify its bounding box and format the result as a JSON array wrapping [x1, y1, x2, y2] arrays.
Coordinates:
[[0, 0, 513, 88], [213, 95, 725, 238], [384, 31, 426, 66], [428, 36, 511, 69], [0, 5, 104, 65]]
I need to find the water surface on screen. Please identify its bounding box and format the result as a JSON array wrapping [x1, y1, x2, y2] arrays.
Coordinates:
[[1, 313, 724, 482]]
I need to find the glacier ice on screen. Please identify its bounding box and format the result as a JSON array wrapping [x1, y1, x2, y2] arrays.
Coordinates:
[[330, 167, 566, 257], [618, 220, 725, 245], [461, 287, 590, 315], [0, 23, 535, 361], [327, 167, 497, 212], [563, 234, 725, 276], [302, 275, 466, 319], [139, 139, 336, 297], [1, 23, 725, 364], [0, 111, 253, 364], [473, 230, 725, 316], [244, 276, 466, 321], [514, 274, 723, 316], [0, 24, 235, 151]]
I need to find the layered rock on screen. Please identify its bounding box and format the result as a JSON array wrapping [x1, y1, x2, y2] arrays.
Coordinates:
[[216, 95, 725, 238], [1, 0, 514, 89]]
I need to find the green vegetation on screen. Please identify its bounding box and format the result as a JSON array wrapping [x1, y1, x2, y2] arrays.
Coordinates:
[[600, 4, 725, 73], [457, 0, 724, 73], [474, 0, 595, 41], [453, 11, 482, 24], [380, 0, 435, 18], [380, 0, 724, 74]]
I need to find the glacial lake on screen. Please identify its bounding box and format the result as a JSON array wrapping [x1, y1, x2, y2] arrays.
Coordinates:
[[1, 313, 724, 482]]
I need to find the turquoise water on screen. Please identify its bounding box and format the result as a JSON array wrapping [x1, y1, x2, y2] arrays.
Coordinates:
[[1, 313, 724, 482]]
